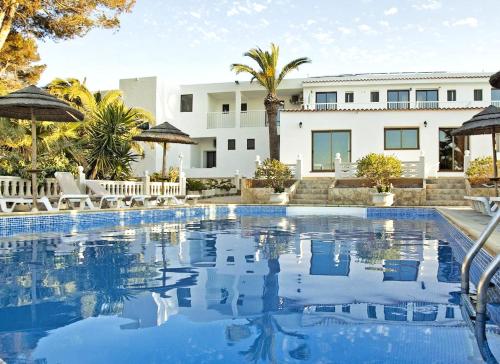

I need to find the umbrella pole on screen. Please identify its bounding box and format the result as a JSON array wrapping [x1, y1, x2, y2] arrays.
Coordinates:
[[162, 142, 168, 195], [493, 130, 498, 197], [31, 109, 38, 212]]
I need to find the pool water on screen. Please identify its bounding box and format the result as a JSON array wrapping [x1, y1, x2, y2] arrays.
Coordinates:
[[0, 213, 496, 363]]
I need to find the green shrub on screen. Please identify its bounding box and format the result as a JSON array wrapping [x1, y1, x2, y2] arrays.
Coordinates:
[[150, 167, 179, 182], [255, 158, 293, 193], [186, 179, 206, 191], [466, 157, 499, 185], [356, 153, 403, 192]]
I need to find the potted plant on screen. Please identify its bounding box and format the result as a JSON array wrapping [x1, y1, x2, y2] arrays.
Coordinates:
[[255, 158, 292, 204], [356, 153, 402, 206]]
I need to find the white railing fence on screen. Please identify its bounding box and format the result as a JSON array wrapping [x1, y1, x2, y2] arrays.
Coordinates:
[[334, 153, 427, 179], [207, 111, 236, 129], [255, 155, 303, 180], [0, 176, 60, 198], [240, 110, 266, 127], [0, 163, 187, 199], [304, 100, 490, 111]]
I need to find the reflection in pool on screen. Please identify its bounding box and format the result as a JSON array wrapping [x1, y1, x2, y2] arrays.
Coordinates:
[[0, 215, 489, 363]]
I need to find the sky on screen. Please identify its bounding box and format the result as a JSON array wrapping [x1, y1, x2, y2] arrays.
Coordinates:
[[37, 0, 500, 91]]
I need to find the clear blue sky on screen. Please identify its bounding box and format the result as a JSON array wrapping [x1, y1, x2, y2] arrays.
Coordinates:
[[37, 0, 500, 90]]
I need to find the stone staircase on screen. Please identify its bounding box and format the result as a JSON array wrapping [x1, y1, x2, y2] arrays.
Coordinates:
[[289, 178, 333, 205], [425, 177, 469, 206]]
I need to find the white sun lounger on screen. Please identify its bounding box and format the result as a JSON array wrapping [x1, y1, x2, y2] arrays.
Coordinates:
[[85, 180, 126, 208], [124, 195, 157, 207], [0, 195, 57, 212], [54, 172, 95, 210], [464, 196, 496, 216]]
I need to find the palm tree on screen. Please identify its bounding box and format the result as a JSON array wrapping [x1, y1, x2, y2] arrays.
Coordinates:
[[231, 44, 310, 160], [46, 78, 154, 179]]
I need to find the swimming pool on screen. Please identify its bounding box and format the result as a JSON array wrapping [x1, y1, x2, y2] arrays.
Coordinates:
[[0, 206, 498, 363]]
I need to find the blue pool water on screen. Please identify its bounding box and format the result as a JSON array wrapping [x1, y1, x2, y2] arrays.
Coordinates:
[[0, 208, 498, 363]]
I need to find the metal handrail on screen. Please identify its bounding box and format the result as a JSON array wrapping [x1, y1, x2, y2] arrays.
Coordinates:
[[461, 209, 500, 294], [475, 254, 500, 364]]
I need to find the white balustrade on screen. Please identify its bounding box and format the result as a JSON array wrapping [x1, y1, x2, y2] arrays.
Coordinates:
[[240, 110, 267, 127], [304, 100, 488, 111], [91, 180, 145, 196], [0, 176, 60, 198], [333, 154, 426, 179], [207, 111, 236, 129]]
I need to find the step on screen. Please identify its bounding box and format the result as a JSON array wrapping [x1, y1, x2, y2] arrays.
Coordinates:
[[426, 194, 466, 201], [289, 200, 329, 205], [424, 199, 469, 206], [296, 188, 329, 193], [426, 183, 467, 190], [293, 194, 329, 200], [426, 188, 466, 196]]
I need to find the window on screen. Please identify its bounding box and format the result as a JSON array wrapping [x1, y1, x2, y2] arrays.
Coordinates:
[[247, 138, 255, 150], [384, 128, 419, 150], [312, 130, 351, 171], [315, 92, 337, 110], [474, 89, 483, 101], [416, 90, 438, 109], [241, 103, 248, 112], [222, 104, 230, 113], [370, 91, 380, 102], [447, 90, 457, 102], [387, 90, 410, 109], [228, 139, 236, 150], [180, 94, 193, 112], [491, 89, 500, 106], [345, 92, 354, 103]]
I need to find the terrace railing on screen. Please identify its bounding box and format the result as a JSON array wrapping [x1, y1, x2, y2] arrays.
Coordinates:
[[333, 154, 426, 179], [240, 110, 267, 127], [0, 167, 186, 199], [207, 111, 236, 129], [304, 100, 488, 111], [0, 176, 60, 198]]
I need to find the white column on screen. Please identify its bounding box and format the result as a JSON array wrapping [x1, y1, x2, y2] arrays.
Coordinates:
[[295, 154, 303, 180], [235, 90, 241, 128], [334, 153, 342, 179], [77, 166, 86, 193], [233, 169, 241, 190], [178, 154, 186, 195], [419, 151, 427, 179], [143, 170, 150, 195], [464, 150, 471, 174]]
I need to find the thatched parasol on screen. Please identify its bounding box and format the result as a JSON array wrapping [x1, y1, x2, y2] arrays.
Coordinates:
[[0, 85, 84, 211], [490, 71, 500, 89], [452, 105, 500, 195], [133, 121, 196, 178]]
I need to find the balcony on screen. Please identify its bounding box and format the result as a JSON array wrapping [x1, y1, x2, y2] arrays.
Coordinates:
[[207, 112, 235, 129], [207, 110, 267, 129], [305, 100, 491, 111]]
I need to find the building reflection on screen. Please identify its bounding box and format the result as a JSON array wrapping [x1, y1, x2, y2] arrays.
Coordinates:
[[0, 216, 465, 362]]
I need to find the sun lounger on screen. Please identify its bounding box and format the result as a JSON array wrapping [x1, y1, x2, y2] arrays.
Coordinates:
[[124, 195, 157, 207], [155, 194, 185, 206], [85, 180, 126, 208], [464, 196, 496, 216], [0, 195, 57, 212], [54, 172, 95, 210]]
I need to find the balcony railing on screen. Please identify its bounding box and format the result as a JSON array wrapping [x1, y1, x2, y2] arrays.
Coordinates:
[[305, 100, 491, 111], [240, 110, 267, 127], [207, 111, 235, 129], [491, 100, 500, 107]]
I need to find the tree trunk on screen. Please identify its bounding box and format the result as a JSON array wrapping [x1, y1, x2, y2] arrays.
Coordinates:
[[0, 2, 18, 51], [264, 94, 281, 160]]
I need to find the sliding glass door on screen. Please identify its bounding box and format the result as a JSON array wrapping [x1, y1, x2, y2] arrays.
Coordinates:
[[312, 130, 351, 171], [439, 128, 469, 171]]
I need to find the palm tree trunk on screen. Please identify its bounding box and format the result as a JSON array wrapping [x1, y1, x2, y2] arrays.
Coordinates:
[[265, 94, 281, 160]]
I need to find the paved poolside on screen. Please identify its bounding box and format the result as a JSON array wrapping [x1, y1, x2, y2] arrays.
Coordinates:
[[438, 207, 500, 255]]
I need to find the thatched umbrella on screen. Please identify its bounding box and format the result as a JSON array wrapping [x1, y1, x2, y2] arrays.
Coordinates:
[[490, 71, 500, 89], [451, 105, 500, 194], [133, 121, 196, 178], [0, 85, 84, 210]]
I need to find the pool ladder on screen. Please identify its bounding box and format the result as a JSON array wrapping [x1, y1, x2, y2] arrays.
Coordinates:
[[461, 209, 500, 364]]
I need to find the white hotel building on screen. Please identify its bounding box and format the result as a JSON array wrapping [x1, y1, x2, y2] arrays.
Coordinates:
[[120, 72, 499, 179]]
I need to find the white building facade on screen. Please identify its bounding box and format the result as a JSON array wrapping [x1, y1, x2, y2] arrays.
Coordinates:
[[121, 72, 499, 179]]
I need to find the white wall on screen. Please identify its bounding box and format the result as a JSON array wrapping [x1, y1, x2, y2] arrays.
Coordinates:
[[280, 109, 492, 178]]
